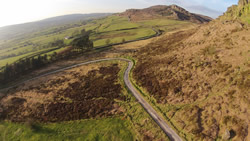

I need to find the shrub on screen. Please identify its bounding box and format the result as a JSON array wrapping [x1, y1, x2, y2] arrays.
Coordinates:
[[202, 46, 217, 56], [105, 39, 111, 45], [24, 119, 37, 131]]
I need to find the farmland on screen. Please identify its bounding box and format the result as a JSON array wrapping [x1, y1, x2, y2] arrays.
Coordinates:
[[0, 15, 193, 68]]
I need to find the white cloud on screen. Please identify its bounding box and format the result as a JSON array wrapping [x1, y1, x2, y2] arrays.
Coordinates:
[[0, 0, 238, 27]]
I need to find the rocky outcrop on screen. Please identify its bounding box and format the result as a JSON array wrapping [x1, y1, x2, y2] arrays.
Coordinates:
[[238, 0, 249, 7], [221, 0, 250, 23], [119, 5, 212, 24]]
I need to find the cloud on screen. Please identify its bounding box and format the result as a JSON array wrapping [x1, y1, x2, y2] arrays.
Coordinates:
[[0, 0, 238, 27], [133, 0, 237, 17], [186, 5, 223, 18]]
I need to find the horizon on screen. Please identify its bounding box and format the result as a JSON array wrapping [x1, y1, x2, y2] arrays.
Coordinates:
[[0, 0, 238, 28]]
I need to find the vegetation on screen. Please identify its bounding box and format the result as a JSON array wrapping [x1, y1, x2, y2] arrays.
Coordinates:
[[0, 30, 93, 85], [0, 6, 215, 141], [0, 118, 134, 141], [0, 61, 168, 140], [0, 15, 193, 71], [222, 2, 250, 24], [132, 15, 250, 140], [71, 29, 93, 51]]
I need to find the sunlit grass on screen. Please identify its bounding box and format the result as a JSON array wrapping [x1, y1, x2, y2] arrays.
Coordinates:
[[0, 118, 135, 141], [0, 15, 191, 68], [93, 28, 155, 47]]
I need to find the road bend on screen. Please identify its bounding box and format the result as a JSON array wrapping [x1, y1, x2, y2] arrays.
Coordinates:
[[1, 58, 182, 141]]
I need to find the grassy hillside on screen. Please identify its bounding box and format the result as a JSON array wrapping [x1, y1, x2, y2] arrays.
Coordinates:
[[0, 13, 112, 41], [0, 61, 168, 141], [132, 15, 250, 141], [0, 15, 194, 68]]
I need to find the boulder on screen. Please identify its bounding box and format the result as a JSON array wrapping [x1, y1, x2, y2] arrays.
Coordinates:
[[222, 129, 231, 140]]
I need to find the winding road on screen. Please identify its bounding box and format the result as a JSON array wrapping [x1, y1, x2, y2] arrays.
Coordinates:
[[1, 58, 182, 141]]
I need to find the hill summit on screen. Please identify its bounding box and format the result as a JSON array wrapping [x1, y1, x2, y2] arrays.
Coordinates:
[[118, 5, 212, 24], [132, 0, 249, 140], [238, 0, 249, 7], [222, 0, 250, 23]]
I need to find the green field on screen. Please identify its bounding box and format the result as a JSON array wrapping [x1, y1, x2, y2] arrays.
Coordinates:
[[92, 28, 155, 47], [0, 118, 134, 141], [0, 15, 193, 69]]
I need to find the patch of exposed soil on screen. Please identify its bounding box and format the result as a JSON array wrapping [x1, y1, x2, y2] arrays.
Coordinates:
[[0, 63, 126, 122]]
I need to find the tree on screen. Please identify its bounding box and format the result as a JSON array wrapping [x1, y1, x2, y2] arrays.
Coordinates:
[[25, 58, 31, 70], [51, 52, 57, 61], [105, 39, 111, 45], [3, 63, 14, 82], [122, 38, 126, 43], [71, 29, 93, 52], [0, 71, 4, 84], [81, 29, 86, 35]]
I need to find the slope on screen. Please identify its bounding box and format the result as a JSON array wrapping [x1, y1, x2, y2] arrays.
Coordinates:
[[0, 10, 197, 68], [132, 1, 249, 141], [0, 13, 112, 41], [119, 5, 212, 24]]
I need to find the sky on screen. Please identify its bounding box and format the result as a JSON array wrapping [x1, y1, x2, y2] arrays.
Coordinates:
[[0, 0, 238, 27]]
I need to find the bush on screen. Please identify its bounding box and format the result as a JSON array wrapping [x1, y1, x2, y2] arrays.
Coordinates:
[[24, 119, 37, 131], [202, 46, 217, 56], [106, 39, 111, 45]]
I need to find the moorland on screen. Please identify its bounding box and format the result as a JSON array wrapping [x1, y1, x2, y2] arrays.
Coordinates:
[[0, 1, 249, 141]]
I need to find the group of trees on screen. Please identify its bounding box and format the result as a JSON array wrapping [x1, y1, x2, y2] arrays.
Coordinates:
[[71, 29, 93, 51], [0, 54, 51, 84], [0, 29, 93, 85]]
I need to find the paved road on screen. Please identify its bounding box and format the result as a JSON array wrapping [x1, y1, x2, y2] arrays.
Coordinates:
[[124, 60, 182, 141], [0, 58, 182, 141]]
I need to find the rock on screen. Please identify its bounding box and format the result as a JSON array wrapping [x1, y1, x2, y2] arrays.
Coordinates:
[[222, 129, 231, 140], [118, 5, 212, 24], [238, 0, 249, 7]]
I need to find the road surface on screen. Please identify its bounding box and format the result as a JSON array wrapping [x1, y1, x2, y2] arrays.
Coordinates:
[[0, 58, 182, 141], [124, 60, 182, 141]]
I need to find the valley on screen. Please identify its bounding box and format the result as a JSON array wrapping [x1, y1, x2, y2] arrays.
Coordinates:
[[0, 13, 194, 69], [0, 1, 249, 141]]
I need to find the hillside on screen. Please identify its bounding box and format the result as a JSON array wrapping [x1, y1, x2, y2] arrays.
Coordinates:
[[1, 2, 245, 141], [0, 13, 111, 41], [0, 12, 195, 69], [118, 5, 212, 24], [0, 4, 204, 140], [132, 1, 249, 140], [222, 0, 250, 24], [0, 60, 169, 140]]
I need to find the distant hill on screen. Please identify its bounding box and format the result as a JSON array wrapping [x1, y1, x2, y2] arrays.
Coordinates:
[[0, 13, 112, 41], [118, 5, 212, 24]]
